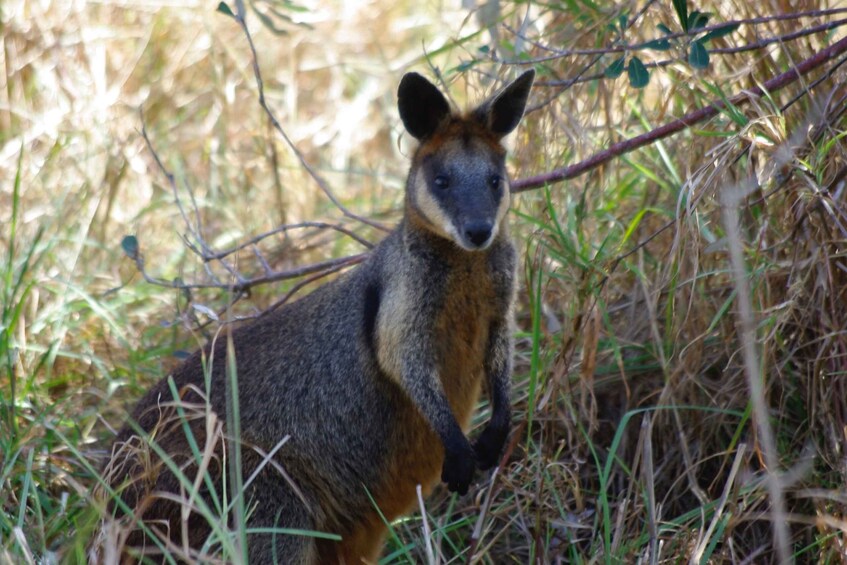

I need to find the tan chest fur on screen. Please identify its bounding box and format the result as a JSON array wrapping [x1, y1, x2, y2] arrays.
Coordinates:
[[371, 252, 496, 522], [435, 256, 496, 429]]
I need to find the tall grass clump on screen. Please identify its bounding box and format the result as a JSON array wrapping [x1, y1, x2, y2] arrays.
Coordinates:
[[2, 0, 847, 562]]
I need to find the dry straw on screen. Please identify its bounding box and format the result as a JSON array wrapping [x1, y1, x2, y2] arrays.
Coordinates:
[[3, 0, 847, 562]]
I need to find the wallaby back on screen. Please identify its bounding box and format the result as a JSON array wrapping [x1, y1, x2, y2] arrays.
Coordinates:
[[103, 69, 534, 564]]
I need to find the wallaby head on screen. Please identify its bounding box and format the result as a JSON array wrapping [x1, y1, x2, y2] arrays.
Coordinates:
[[398, 70, 534, 251]]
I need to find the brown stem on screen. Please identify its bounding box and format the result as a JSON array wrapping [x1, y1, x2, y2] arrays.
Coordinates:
[[131, 247, 365, 294], [512, 34, 847, 192], [203, 221, 373, 262]]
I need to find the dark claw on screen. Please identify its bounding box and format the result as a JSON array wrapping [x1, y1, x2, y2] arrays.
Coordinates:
[[441, 442, 476, 495], [473, 423, 509, 471]]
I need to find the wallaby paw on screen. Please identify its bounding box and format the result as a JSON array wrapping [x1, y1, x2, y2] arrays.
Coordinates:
[[441, 443, 476, 495], [473, 424, 509, 471]]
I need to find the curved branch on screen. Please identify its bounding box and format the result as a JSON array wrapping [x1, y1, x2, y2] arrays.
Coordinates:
[[130, 249, 366, 294], [529, 19, 847, 89], [504, 8, 847, 62], [203, 221, 373, 262], [512, 34, 847, 192]]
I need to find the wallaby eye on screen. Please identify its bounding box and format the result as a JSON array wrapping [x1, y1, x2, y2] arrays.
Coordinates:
[[434, 175, 449, 190], [489, 175, 502, 190]]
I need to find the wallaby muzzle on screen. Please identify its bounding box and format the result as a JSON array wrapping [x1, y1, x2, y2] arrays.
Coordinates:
[[452, 191, 500, 251], [463, 219, 493, 248]]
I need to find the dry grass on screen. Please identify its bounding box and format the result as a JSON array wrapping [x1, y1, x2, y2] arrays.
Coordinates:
[[2, 0, 847, 562]]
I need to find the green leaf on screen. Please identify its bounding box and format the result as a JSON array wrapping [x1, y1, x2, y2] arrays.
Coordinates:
[[628, 56, 649, 88], [688, 11, 711, 30], [700, 23, 740, 43], [657, 23, 673, 35], [618, 14, 628, 31], [263, 3, 314, 29], [642, 38, 671, 51], [277, 0, 310, 13], [702, 80, 748, 126], [689, 41, 710, 69], [251, 4, 289, 36], [478, 45, 490, 54], [121, 235, 139, 259], [604, 56, 626, 78], [673, 0, 688, 31], [216, 1, 234, 17], [620, 208, 650, 247]]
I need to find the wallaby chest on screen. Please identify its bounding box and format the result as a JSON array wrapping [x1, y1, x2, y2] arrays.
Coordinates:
[[374, 237, 513, 422], [434, 256, 499, 420]]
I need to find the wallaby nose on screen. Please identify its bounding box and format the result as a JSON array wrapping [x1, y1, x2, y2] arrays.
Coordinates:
[[464, 221, 493, 248]]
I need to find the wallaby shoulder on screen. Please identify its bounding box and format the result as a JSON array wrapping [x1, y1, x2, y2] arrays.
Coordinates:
[[106, 69, 534, 564]]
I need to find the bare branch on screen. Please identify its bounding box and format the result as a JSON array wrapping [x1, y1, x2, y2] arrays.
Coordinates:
[[512, 34, 847, 192], [525, 19, 847, 90], [140, 115, 246, 285], [523, 0, 655, 115], [188, 253, 362, 330], [128, 241, 365, 295], [137, 34, 376, 313], [230, 0, 390, 233], [504, 8, 847, 63], [140, 115, 201, 246], [711, 19, 847, 55], [203, 221, 373, 262], [258, 261, 356, 316]]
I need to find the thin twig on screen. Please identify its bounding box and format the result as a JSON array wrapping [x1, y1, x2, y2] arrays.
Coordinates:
[[504, 8, 847, 62], [231, 0, 390, 233], [512, 34, 847, 192], [203, 221, 373, 262], [711, 19, 847, 55], [524, 54, 606, 115], [781, 51, 847, 112], [187, 252, 363, 330], [524, 0, 656, 115], [531, 19, 847, 89], [194, 252, 364, 293], [140, 114, 245, 285], [259, 255, 364, 316], [139, 98, 373, 308], [140, 116, 199, 246], [251, 245, 273, 275], [129, 246, 365, 294]]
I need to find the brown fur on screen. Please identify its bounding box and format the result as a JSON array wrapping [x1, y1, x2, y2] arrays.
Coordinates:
[[102, 70, 534, 564]]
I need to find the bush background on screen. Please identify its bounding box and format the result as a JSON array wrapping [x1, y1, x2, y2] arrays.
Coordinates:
[[2, 0, 847, 562]]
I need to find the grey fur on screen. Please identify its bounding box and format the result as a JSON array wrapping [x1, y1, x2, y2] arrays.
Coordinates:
[[106, 70, 534, 564]]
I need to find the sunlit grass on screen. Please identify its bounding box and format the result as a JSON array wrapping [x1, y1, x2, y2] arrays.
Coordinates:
[[3, 0, 847, 562]]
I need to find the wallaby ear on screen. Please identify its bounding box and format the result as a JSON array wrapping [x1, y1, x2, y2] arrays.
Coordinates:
[[475, 69, 535, 137], [398, 72, 451, 140]]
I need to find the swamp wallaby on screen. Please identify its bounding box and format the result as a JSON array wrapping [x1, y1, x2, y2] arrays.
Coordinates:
[[105, 69, 534, 563]]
